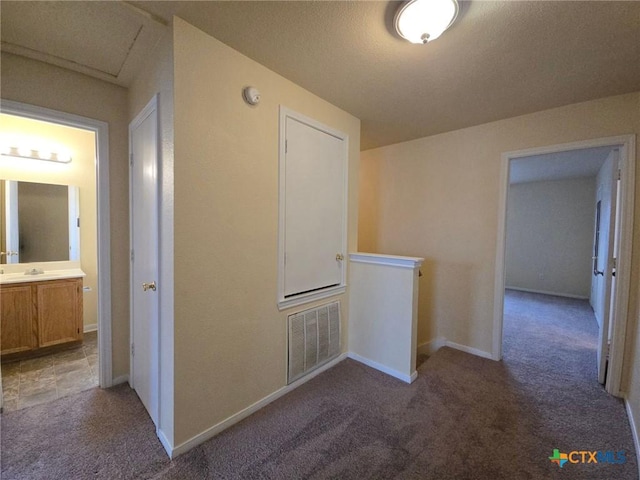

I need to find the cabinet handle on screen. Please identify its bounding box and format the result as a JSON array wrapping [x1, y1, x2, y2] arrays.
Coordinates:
[[142, 281, 157, 292]]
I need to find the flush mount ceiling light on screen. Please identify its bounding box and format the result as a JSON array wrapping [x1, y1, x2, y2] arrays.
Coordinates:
[[394, 0, 459, 44]]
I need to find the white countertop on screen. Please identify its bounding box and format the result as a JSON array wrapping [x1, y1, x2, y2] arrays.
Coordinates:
[[0, 268, 86, 285]]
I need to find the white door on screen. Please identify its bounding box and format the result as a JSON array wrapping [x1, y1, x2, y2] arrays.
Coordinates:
[[595, 152, 618, 385], [284, 116, 346, 297], [129, 96, 159, 425]]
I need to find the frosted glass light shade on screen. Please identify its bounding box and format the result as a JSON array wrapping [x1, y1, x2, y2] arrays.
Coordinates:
[[395, 0, 459, 44]]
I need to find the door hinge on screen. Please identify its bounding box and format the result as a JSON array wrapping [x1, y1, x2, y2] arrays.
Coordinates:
[[131, 343, 134, 357], [77, 328, 80, 334], [77, 217, 80, 227], [130, 153, 134, 166], [618, 169, 621, 181], [130, 249, 134, 263], [285, 139, 288, 154]]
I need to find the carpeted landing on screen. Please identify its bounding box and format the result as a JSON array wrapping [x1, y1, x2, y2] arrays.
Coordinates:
[[1, 290, 636, 479]]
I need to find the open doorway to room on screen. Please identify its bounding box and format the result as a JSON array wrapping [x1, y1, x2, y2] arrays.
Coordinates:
[[0, 102, 112, 411], [493, 136, 635, 397]]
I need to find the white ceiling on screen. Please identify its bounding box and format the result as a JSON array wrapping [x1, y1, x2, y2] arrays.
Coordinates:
[[510, 146, 614, 185], [1, 1, 639, 150]]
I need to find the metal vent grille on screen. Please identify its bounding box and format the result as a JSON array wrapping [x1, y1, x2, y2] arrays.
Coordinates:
[[288, 301, 341, 384]]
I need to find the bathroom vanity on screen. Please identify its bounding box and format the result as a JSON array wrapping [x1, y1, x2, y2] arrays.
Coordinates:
[[0, 268, 85, 358], [1, 180, 86, 359]]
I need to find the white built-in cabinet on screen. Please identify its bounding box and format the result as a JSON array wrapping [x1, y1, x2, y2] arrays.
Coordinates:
[[278, 107, 348, 310]]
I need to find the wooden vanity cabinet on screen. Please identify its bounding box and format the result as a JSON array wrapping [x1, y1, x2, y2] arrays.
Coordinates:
[[0, 284, 37, 355], [1, 277, 83, 356], [37, 279, 84, 348]]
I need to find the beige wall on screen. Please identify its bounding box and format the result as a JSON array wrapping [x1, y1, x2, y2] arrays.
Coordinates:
[[1, 52, 130, 379], [0, 113, 98, 329], [359, 92, 639, 385], [173, 17, 360, 445], [127, 26, 175, 445], [505, 177, 595, 298]]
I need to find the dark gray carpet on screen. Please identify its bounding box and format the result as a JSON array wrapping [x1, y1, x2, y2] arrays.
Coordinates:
[[1, 289, 636, 479]]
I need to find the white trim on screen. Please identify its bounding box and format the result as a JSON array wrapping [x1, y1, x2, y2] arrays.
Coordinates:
[[492, 143, 510, 362], [494, 135, 635, 394], [505, 286, 589, 300], [417, 337, 493, 360], [624, 398, 640, 480], [170, 353, 348, 458], [608, 137, 635, 396], [129, 94, 161, 428], [347, 352, 417, 383], [349, 252, 424, 269], [83, 323, 98, 333], [277, 106, 349, 311], [157, 428, 173, 458], [445, 340, 494, 360], [278, 285, 346, 311], [0, 100, 113, 388], [417, 337, 445, 356], [112, 374, 129, 386]]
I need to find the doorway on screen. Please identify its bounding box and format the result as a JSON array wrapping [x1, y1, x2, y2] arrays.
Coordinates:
[[493, 135, 635, 396], [0, 100, 113, 407]]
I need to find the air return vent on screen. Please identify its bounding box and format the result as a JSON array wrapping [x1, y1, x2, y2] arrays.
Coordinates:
[[288, 301, 341, 384]]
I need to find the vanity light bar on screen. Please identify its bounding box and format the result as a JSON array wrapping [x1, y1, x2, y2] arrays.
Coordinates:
[[1, 146, 72, 163]]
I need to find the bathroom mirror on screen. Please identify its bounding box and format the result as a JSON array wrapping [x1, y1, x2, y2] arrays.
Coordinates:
[[1, 180, 80, 264]]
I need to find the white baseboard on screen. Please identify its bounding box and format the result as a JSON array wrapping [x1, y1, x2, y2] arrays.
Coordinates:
[[83, 323, 98, 333], [157, 427, 173, 458], [112, 374, 129, 386], [347, 352, 416, 384], [417, 337, 493, 361], [417, 338, 445, 356], [505, 286, 588, 300], [170, 352, 348, 458], [445, 340, 494, 360], [624, 398, 640, 479]]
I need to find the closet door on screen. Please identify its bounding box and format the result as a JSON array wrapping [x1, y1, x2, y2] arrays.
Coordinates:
[[279, 109, 347, 308]]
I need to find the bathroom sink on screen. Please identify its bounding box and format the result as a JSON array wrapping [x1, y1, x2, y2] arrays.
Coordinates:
[[0, 268, 85, 285]]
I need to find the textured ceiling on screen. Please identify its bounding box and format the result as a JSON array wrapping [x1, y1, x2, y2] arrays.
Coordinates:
[[2, 1, 639, 150], [130, 1, 640, 150], [510, 146, 613, 184], [1, 1, 166, 86]]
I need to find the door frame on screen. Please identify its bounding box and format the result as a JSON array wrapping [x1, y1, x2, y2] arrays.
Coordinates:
[[1, 99, 114, 388], [493, 134, 636, 396], [128, 94, 160, 426]]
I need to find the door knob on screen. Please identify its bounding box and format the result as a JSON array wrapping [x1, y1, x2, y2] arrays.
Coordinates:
[[142, 281, 157, 292], [336, 253, 344, 261]]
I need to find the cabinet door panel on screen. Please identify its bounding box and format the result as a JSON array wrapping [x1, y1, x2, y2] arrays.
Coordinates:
[[37, 280, 82, 348], [1, 285, 36, 355]]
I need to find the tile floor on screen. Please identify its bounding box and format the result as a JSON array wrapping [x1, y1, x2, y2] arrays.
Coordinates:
[[1, 331, 98, 412]]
